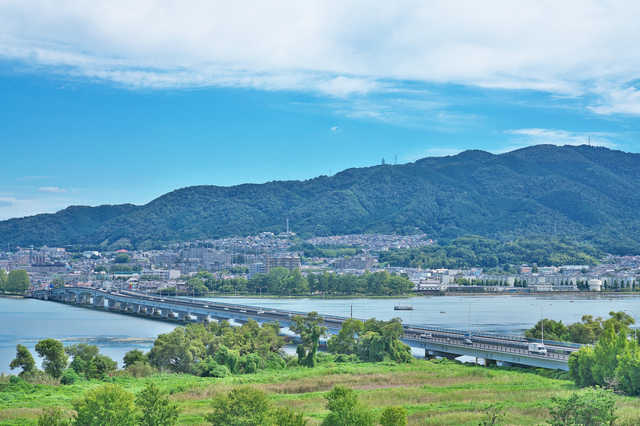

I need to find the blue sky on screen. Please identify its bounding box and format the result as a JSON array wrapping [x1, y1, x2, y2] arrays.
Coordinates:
[[1, 1, 640, 220]]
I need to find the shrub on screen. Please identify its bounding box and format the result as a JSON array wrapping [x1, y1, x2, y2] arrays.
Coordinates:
[[548, 387, 617, 426], [73, 383, 137, 426], [137, 383, 181, 426], [380, 406, 408, 426], [320, 385, 376, 426], [9, 375, 24, 384], [206, 386, 272, 426], [60, 368, 81, 386], [125, 361, 155, 378], [199, 357, 230, 378], [37, 406, 71, 426]]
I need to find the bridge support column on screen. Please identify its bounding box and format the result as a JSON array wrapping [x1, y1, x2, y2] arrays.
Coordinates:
[[131, 305, 140, 314], [424, 350, 437, 360], [107, 299, 117, 310], [161, 310, 170, 319], [120, 303, 128, 313], [177, 312, 190, 322], [93, 296, 105, 308], [146, 307, 155, 316], [196, 315, 211, 324]]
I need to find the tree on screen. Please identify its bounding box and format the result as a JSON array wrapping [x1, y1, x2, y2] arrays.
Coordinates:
[[123, 349, 148, 368], [65, 343, 117, 379], [320, 385, 375, 426], [9, 344, 36, 375], [290, 311, 328, 367], [137, 383, 180, 426], [115, 253, 131, 264], [35, 339, 68, 379], [327, 318, 364, 355], [206, 386, 273, 426], [38, 407, 71, 426], [525, 319, 570, 342], [547, 387, 617, 426], [0, 269, 7, 292], [272, 407, 308, 426], [6, 269, 30, 293], [73, 384, 137, 426], [52, 278, 66, 289], [380, 406, 408, 426], [147, 327, 207, 374]]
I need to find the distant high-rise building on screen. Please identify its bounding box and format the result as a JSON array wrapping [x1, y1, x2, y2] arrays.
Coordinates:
[[266, 255, 300, 273]]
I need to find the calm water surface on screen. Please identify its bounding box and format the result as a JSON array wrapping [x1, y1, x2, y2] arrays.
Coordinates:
[[2, 294, 639, 372]]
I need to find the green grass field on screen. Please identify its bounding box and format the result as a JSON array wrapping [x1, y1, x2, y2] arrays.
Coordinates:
[[2, 360, 640, 425]]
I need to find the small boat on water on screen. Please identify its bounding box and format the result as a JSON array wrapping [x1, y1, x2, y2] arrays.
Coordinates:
[[394, 302, 413, 310], [440, 311, 445, 314]]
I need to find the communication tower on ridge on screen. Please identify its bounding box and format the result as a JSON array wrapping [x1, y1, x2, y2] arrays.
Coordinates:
[[381, 157, 386, 165]]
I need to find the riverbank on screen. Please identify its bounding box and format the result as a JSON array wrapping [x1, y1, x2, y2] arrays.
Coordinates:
[[0, 294, 24, 299], [2, 360, 640, 425]]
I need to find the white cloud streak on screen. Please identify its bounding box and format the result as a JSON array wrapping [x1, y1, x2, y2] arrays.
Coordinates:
[[38, 187, 68, 194], [2, 1, 640, 111]]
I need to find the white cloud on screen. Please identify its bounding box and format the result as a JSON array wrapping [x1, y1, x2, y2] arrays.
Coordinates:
[[589, 84, 640, 115], [504, 128, 618, 150], [38, 187, 68, 194], [1, 0, 640, 111]]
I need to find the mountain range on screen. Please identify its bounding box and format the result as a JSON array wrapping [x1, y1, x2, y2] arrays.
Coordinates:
[[2, 144, 640, 254]]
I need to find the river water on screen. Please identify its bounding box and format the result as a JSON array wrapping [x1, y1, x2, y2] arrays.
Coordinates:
[[2, 294, 639, 373]]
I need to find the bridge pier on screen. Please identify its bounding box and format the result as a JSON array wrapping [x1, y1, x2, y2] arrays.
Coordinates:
[[196, 315, 211, 324], [177, 312, 191, 322], [161, 310, 170, 319], [145, 307, 155, 316], [94, 296, 105, 308], [131, 305, 140, 314], [107, 299, 117, 310]]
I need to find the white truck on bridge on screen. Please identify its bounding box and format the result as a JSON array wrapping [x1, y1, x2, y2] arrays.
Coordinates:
[[528, 342, 547, 355]]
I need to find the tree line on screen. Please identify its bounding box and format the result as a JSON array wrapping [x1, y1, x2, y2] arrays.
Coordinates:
[[0, 269, 30, 294], [183, 268, 414, 296], [525, 311, 635, 344], [378, 235, 603, 270]]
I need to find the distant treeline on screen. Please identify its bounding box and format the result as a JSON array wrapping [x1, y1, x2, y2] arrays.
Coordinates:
[[185, 269, 414, 296], [378, 235, 604, 270]]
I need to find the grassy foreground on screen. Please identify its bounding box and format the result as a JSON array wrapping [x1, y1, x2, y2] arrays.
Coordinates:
[[2, 359, 640, 425]]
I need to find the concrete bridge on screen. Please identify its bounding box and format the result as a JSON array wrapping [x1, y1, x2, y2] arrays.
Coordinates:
[[29, 287, 578, 370]]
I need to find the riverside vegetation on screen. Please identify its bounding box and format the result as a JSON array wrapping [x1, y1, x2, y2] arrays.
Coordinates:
[[4, 312, 640, 425]]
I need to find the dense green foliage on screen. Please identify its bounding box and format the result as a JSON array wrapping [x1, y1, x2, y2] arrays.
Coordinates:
[[72, 383, 138, 426], [4, 145, 640, 255], [206, 386, 306, 426], [136, 382, 181, 426], [34, 339, 69, 379], [379, 235, 604, 269], [547, 387, 617, 426], [289, 243, 363, 259], [247, 269, 413, 296], [147, 321, 285, 376], [0, 269, 7, 292], [9, 344, 36, 375], [65, 343, 118, 380], [326, 317, 413, 364], [568, 319, 640, 396], [290, 312, 328, 368], [5, 269, 31, 293], [4, 357, 640, 425], [526, 311, 635, 344], [320, 385, 376, 426]]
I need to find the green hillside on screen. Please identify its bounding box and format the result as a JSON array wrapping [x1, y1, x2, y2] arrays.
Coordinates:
[[2, 144, 640, 254]]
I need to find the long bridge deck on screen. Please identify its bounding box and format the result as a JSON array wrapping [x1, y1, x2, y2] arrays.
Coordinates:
[[29, 287, 579, 370]]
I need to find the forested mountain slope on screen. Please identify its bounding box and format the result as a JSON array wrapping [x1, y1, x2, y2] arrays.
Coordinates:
[[2, 144, 639, 254]]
